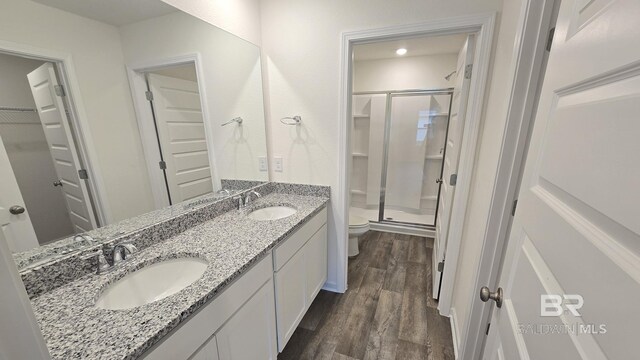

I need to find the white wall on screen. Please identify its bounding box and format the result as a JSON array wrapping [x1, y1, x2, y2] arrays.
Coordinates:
[[119, 11, 268, 182], [259, 0, 504, 291], [161, 0, 262, 46], [353, 53, 457, 92], [449, 0, 525, 348], [0, 0, 155, 224], [0, 53, 75, 244]]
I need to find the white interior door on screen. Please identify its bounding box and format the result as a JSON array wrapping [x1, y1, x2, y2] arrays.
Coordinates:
[[27, 63, 96, 233], [147, 73, 213, 203], [484, 0, 640, 358], [0, 135, 38, 252], [433, 35, 475, 298]]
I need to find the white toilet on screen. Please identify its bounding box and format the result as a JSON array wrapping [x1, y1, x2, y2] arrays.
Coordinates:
[[348, 213, 370, 257]]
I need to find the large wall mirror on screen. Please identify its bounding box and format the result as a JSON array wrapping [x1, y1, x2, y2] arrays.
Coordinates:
[[0, 0, 268, 268]]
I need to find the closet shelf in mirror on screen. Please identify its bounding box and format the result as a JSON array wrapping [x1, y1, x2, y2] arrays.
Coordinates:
[[352, 114, 370, 119], [352, 152, 368, 157], [350, 189, 366, 195], [425, 154, 444, 160]]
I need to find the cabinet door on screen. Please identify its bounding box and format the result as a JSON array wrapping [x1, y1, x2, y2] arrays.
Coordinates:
[[305, 225, 327, 301], [274, 249, 307, 351], [216, 279, 277, 360], [189, 335, 219, 360]]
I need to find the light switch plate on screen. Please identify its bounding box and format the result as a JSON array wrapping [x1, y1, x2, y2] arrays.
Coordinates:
[[258, 156, 268, 171], [274, 156, 283, 172]]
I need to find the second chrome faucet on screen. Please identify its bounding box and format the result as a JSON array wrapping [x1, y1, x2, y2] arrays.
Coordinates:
[[233, 190, 262, 209]]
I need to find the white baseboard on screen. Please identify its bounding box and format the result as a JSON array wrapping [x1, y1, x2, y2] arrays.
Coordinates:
[[322, 281, 342, 293], [450, 307, 460, 359]]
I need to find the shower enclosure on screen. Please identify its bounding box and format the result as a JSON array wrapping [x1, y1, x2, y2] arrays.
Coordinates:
[[350, 89, 453, 228]]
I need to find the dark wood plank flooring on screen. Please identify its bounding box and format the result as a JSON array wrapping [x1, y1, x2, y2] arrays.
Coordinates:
[[278, 231, 454, 360]]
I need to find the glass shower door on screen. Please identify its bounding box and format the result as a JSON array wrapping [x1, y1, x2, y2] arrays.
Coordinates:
[[381, 92, 451, 226]]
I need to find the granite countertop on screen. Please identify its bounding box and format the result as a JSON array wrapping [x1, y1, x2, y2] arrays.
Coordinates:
[[31, 192, 328, 360]]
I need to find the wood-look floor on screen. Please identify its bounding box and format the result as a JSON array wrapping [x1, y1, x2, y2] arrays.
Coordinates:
[[278, 231, 454, 360]]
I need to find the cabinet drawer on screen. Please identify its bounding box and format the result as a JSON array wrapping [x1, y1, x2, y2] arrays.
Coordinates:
[[273, 207, 327, 271]]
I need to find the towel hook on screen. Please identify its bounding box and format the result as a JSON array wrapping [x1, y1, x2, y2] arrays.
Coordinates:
[[221, 117, 243, 126], [280, 115, 301, 126]]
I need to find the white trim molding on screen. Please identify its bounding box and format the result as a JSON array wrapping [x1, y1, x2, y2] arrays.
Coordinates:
[[457, 1, 558, 359], [0, 39, 112, 226], [338, 12, 496, 302], [450, 307, 461, 359]]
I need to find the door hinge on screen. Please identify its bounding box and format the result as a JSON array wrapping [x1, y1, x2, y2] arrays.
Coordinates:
[[511, 199, 518, 216], [546, 27, 555, 52], [159, 160, 167, 170], [437, 260, 445, 272], [78, 169, 88, 180], [486, 322, 491, 335], [145, 91, 154, 101], [54, 85, 66, 97], [450, 173, 458, 186], [464, 64, 473, 79]]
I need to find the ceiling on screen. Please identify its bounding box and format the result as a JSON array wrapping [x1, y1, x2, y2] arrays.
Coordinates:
[[30, 0, 178, 26], [353, 34, 468, 61]]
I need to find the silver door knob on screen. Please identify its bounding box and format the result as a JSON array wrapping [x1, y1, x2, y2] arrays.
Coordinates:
[[53, 180, 63, 187], [480, 286, 503, 308], [436, 178, 444, 184], [9, 205, 25, 215]]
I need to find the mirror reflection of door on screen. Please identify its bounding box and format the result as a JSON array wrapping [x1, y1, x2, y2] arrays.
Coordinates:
[[145, 64, 214, 205], [0, 53, 97, 251]]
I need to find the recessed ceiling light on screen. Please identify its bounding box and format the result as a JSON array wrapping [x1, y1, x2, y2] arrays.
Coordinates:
[[396, 48, 407, 55]]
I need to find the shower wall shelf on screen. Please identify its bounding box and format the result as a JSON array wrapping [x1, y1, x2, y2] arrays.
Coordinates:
[[353, 114, 369, 118], [352, 152, 368, 157]]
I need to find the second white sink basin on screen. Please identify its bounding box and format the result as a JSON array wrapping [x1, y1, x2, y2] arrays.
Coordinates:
[[248, 206, 297, 221], [95, 258, 208, 310]]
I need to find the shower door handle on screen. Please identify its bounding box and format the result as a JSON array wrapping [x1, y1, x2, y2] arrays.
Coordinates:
[[435, 178, 443, 184]]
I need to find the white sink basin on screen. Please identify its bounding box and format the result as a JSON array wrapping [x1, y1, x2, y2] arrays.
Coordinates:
[[95, 258, 207, 310], [248, 206, 297, 221]]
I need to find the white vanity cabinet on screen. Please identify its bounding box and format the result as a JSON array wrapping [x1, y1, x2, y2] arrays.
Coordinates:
[[273, 208, 328, 351], [142, 206, 328, 359], [142, 255, 277, 360]]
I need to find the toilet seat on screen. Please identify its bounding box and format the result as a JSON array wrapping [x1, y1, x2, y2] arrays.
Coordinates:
[[349, 214, 369, 228]]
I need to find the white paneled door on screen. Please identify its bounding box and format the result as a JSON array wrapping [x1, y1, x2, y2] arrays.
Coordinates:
[[147, 73, 213, 203], [27, 63, 96, 234], [0, 135, 38, 252], [433, 35, 475, 298], [483, 0, 640, 358]]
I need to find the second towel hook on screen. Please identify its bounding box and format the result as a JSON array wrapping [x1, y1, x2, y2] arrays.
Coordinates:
[[280, 115, 302, 125]]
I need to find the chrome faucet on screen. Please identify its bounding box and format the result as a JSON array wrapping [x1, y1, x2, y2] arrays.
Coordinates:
[[243, 190, 262, 206], [84, 242, 138, 275], [73, 233, 95, 245], [83, 247, 112, 275], [112, 242, 138, 264], [232, 190, 262, 209]]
